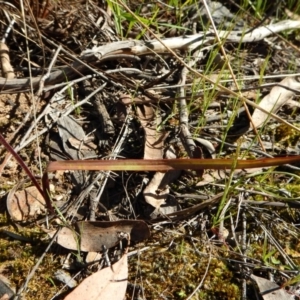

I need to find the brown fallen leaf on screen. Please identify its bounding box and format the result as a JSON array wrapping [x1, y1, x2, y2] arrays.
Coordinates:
[[137, 104, 167, 160], [137, 103, 174, 210], [64, 254, 128, 300], [49, 220, 150, 252], [143, 172, 169, 209], [7, 186, 46, 221]]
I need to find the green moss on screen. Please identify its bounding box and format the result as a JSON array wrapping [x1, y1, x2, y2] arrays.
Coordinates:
[[0, 223, 64, 299], [273, 123, 300, 147], [128, 235, 241, 299]]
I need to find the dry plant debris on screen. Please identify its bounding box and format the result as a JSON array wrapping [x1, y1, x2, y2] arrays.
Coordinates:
[[1, 0, 300, 299], [65, 253, 128, 300], [48, 220, 150, 252]]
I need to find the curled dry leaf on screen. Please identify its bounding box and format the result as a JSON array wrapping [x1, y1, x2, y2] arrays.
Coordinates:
[[0, 43, 15, 79], [143, 172, 170, 209], [1, 21, 300, 93], [136, 104, 166, 160], [49, 220, 150, 252], [251, 76, 300, 129], [145, 147, 181, 216], [7, 186, 46, 221], [64, 254, 128, 300], [137, 103, 171, 209]]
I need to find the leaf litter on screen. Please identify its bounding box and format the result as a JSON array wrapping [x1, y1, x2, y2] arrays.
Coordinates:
[[64, 253, 128, 300], [1, 1, 300, 299], [48, 220, 150, 252]]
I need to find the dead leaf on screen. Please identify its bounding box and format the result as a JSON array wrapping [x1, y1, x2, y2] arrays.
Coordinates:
[[251, 76, 300, 129], [136, 104, 167, 159], [143, 172, 170, 208], [144, 147, 181, 215], [137, 103, 175, 210], [49, 220, 150, 252], [7, 186, 46, 221], [57, 115, 97, 159], [251, 274, 294, 300], [64, 254, 128, 300]]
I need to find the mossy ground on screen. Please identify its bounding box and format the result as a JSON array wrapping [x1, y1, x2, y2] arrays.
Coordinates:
[[0, 224, 63, 299]]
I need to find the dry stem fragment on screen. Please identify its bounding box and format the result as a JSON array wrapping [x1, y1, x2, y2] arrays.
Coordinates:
[[0, 42, 15, 79]]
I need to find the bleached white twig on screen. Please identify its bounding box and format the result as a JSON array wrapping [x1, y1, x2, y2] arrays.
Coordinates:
[[82, 20, 300, 58], [36, 45, 62, 97], [1, 18, 15, 43], [223, 20, 300, 43]]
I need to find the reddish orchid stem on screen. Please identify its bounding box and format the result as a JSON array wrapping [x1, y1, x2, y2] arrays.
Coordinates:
[[47, 157, 300, 172], [0, 132, 47, 205], [41, 156, 300, 214]]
